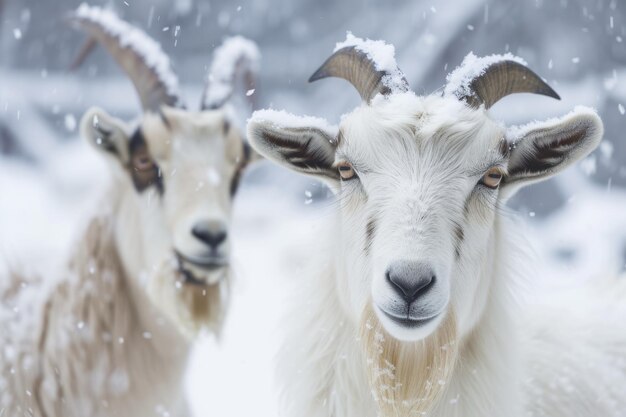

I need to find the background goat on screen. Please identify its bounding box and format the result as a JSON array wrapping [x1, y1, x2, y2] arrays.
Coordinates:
[[247, 34, 623, 417], [0, 5, 259, 416]]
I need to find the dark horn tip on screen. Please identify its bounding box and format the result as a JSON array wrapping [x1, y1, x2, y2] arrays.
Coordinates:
[[308, 67, 326, 83], [534, 83, 561, 102], [308, 46, 357, 83], [546, 86, 561, 101]]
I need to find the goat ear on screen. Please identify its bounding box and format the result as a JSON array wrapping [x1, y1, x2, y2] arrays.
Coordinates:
[[247, 112, 339, 182], [503, 107, 603, 190], [80, 107, 131, 164]]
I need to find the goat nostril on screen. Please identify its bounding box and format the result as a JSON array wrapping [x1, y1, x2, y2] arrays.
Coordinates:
[[422, 275, 436, 294], [212, 231, 227, 245], [386, 261, 436, 304], [191, 223, 227, 249]]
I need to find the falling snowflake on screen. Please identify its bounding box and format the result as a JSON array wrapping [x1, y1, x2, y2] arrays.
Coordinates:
[[64, 114, 77, 132]]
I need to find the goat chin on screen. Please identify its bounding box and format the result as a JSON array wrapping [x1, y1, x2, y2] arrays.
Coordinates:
[[148, 262, 230, 338], [360, 304, 458, 417]]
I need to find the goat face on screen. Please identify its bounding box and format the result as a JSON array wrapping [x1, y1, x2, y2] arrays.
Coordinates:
[[139, 107, 246, 283], [335, 95, 506, 342], [248, 92, 602, 342], [80, 105, 249, 333]]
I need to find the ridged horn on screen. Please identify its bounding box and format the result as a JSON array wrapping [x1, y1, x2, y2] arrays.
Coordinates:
[[201, 36, 260, 110], [309, 46, 409, 103], [70, 5, 184, 112], [456, 60, 560, 109]]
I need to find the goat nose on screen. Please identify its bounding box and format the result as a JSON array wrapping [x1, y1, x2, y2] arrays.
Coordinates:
[[385, 260, 436, 304], [191, 220, 227, 249]]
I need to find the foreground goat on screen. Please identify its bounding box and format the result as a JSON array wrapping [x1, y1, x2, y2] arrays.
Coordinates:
[[0, 5, 259, 416], [247, 35, 622, 417]]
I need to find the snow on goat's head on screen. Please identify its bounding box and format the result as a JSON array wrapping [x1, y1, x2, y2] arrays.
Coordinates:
[[248, 35, 603, 345], [73, 5, 259, 335]]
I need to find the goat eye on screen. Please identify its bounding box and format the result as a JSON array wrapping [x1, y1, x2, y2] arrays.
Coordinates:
[[480, 167, 504, 189], [337, 161, 356, 180], [134, 154, 154, 171]]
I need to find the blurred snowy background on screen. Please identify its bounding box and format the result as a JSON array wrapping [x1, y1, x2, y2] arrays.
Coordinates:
[[0, 0, 624, 415]]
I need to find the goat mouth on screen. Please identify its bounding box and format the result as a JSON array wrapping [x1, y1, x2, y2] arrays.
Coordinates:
[[379, 308, 438, 328], [175, 251, 228, 270], [178, 267, 208, 287], [174, 253, 227, 286]]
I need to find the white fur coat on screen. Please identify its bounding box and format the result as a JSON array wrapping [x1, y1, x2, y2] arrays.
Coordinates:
[[0, 204, 191, 417], [277, 217, 626, 417]]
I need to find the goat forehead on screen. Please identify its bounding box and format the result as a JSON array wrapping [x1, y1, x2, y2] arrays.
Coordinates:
[[341, 127, 503, 177], [171, 137, 227, 169], [175, 118, 226, 138], [161, 106, 227, 129], [339, 94, 505, 173], [144, 124, 230, 162], [166, 155, 229, 196], [141, 109, 230, 151]]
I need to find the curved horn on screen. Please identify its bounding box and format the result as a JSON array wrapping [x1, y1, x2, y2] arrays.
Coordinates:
[[449, 58, 560, 109], [201, 36, 260, 110], [70, 5, 184, 112], [309, 45, 409, 103]]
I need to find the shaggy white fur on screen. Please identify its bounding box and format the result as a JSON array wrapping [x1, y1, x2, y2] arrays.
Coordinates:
[[0, 7, 258, 415], [0, 100, 248, 416], [0, 189, 197, 417], [276, 216, 626, 417], [248, 49, 621, 415], [274, 216, 516, 417]]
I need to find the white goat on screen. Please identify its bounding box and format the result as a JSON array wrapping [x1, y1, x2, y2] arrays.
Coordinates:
[[247, 35, 624, 417], [0, 5, 259, 417]]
